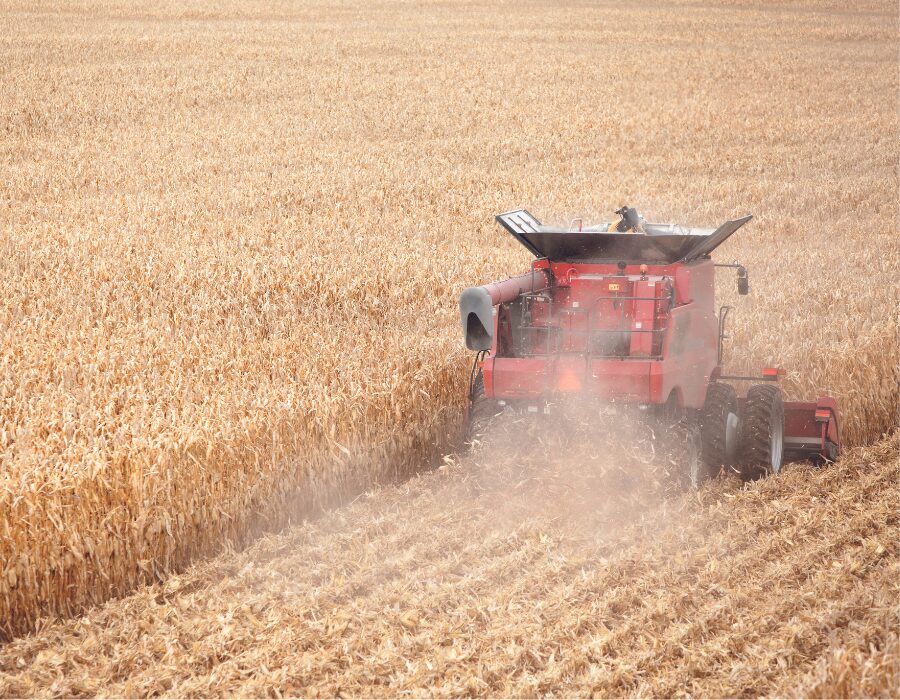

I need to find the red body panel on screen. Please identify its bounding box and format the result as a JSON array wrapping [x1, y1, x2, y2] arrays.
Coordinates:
[[483, 260, 719, 410], [783, 397, 841, 455], [490, 356, 652, 402]]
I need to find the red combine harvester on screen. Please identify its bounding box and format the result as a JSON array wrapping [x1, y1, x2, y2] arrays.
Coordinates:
[[459, 207, 840, 486]]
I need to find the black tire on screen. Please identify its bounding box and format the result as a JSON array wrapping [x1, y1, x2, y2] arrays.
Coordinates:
[[700, 382, 738, 473], [466, 371, 496, 441], [662, 420, 704, 490], [740, 384, 785, 478]]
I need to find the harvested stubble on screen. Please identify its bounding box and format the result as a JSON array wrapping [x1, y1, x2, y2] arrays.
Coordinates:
[[1, 0, 898, 643], [0, 424, 897, 697]]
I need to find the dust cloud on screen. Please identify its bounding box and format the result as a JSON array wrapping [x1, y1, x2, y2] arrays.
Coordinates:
[[442, 399, 697, 548]]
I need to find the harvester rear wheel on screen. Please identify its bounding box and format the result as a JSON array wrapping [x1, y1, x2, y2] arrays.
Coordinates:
[[700, 382, 738, 474], [740, 384, 785, 478], [466, 371, 496, 442]]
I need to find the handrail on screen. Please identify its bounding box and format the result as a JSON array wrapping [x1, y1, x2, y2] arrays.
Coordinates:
[[514, 296, 668, 359], [588, 295, 673, 304]]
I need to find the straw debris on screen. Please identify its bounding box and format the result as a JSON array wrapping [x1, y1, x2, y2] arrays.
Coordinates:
[[0, 429, 896, 697]]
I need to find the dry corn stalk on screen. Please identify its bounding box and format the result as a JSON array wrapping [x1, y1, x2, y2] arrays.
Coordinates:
[[0, 0, 898, 641]]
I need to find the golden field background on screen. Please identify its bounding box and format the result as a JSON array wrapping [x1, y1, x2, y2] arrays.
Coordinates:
[[1, 0, 898, 648]]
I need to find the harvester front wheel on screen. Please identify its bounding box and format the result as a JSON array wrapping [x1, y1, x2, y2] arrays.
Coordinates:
[[700, 382, 738, 473], [740, 384, 785, 478]]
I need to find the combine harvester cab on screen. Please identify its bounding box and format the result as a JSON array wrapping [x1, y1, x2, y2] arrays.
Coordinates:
[[459, 207, 840, 485]]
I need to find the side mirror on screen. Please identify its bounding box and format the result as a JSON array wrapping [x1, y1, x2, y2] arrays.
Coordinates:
[[737, 267, 749, 295]]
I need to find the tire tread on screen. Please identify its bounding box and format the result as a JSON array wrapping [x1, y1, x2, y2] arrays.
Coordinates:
[[466, 372, 495, 440], [741, 383, 784, 477], [700, 382, 737, 468]]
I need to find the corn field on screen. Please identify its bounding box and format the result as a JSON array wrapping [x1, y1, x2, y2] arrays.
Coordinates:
[[1, 416, 897, 696], [0, 0, 898, 690]]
